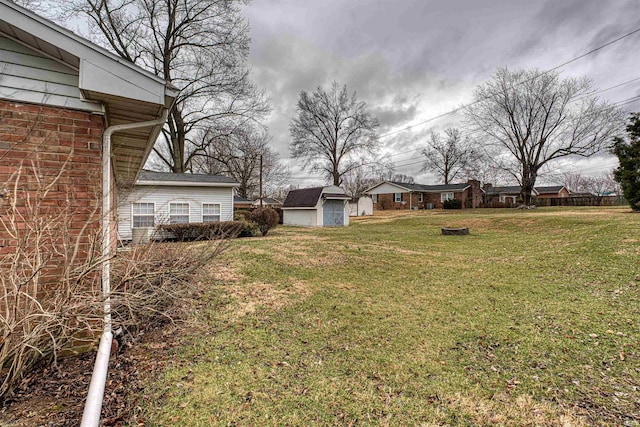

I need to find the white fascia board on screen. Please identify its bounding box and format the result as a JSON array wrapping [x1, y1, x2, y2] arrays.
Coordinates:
[[136, 181, 240, 188], [281, 207, 318, 210], [1, 0, 169, 106], [365, 181, 410, 194], [79, 59, 165, 105]]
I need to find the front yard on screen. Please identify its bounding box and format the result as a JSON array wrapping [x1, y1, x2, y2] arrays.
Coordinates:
[[143, 207, 639, 426]]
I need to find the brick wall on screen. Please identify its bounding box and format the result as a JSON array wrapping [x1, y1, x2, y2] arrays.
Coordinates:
[[374, 190, 471, 210], [0, 100, 105, 286]]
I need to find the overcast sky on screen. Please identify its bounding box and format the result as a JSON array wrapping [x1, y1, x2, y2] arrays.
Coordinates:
[[242, 0, 640, 187]]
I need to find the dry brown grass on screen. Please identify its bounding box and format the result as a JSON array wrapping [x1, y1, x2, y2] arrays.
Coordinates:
[[434, 393, 588, 427]]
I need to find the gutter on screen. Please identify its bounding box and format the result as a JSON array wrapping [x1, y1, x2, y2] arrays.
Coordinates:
[[80, 109, 169, 427]]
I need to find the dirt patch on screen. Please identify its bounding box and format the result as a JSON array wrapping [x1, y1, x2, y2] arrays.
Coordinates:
[[223, 280, 313, 321], [0, 322, 184, 427], [441, 392, 587, 426]]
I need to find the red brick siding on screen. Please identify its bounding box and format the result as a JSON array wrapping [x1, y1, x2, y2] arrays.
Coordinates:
[[0, 100, 105, 285], [373, 189, 480, 210]]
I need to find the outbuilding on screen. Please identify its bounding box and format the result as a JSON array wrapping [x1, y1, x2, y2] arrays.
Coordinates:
[[117, 170, 238, 242], [282, 185, 351, 227], [348, 195, 374, 216]]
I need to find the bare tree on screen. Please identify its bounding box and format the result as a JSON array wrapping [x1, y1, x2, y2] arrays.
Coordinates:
[[341, 156, 395, 197], [289, 82, 379, 186], [63, 0, 269, 173], [563, 171, 620, 197], [422, 128, 480, 184], [390, 173, 415, 184], [193, 126, 290, 199], [465, 68, 625, 205]]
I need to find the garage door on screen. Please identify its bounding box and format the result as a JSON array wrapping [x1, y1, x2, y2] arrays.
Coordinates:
[[323, 199, 345, 226]]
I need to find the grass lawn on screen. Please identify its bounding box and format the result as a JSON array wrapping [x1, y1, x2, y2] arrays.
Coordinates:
[[141, 207, 639, 426]]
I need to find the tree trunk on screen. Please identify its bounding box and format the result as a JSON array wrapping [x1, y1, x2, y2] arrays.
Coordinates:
[[520, 166, 537, 206]]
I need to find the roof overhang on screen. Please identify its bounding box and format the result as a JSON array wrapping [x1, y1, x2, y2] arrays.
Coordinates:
[[365, 181, 411, 194], [136, 180, 239, 188], [322, 193, 351, 200], [0, 0, 179, 186]]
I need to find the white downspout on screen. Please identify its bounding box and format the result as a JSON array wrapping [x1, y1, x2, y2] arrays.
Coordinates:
[[80, 109, 169, 427]]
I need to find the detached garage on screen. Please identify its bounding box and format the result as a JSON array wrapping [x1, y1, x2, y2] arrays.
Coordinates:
[[282, 186, 351, 227]]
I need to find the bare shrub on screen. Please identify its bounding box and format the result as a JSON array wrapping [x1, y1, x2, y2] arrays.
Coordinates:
[[0, 157, 104, 398], [155, 221, 244, 242], [0, 157, 229, 398], [109, 238, 228, 337], [250, 207, 279, 236]]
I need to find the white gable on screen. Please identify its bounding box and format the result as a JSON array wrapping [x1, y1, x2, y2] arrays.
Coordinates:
[[366, 182, 410, 194]]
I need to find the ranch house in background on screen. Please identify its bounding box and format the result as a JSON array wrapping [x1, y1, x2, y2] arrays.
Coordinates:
[[366, 180, 483, 210], [117, 171, 238, 242]]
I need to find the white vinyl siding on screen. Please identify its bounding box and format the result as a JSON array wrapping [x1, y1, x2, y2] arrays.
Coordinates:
[[169, 202, 189, 224], [118, 185, 235, 240], [394, 193, 402, 202], [132, 202, 154, 228], [202, 203, 221, 222], [441, 192, 454, 202]]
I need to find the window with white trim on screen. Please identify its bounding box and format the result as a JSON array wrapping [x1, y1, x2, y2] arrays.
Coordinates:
[[202, 203, 221, 222], [441, 192, 454, 202], [132, 202, 154, 228], [394, 193, 402, 202], [169, 202, 190, 224], [418, 193, 423, 202], [372, 194, 378, 203]]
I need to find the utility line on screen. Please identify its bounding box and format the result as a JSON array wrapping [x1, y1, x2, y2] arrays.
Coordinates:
[[376, 26, 640, 140]]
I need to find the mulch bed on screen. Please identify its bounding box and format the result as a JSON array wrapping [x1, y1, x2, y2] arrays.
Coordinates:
[[0, 323, 181, 427]]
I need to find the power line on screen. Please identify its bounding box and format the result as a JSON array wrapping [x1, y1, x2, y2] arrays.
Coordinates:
[[376, 26, 640, 140], [381, 89, 640, 170]]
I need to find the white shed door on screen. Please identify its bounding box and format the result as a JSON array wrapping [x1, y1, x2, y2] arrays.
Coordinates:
[[323, 200, 344, 226]]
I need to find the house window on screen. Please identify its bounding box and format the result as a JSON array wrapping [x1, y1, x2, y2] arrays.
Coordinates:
[[372, 194, 378, 203], [132, 202, 154, 228], [418, 193, 423, 202], [169, 202, 190, 224], [499, 195, 506, 203], [441, 192, 454, 202], [394, 193, 402, 202], [202, 203, 221, 222]]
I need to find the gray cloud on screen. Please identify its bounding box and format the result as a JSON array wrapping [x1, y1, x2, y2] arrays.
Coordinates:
[[244, 0, 639, 186]]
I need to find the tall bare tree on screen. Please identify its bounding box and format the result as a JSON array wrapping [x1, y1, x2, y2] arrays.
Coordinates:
[[63, 0, 269, 173], [421, 128, 480, 184], [289, 82, 379, 186], [465, 68, 625, 205], [193, 126, 289, 199], [341, 157, 395, 197]]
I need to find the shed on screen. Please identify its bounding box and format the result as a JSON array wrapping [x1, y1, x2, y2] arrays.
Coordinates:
[[117, 171, 239, 241], [348, 195, 373, 216], [282, 186, 351, 227]]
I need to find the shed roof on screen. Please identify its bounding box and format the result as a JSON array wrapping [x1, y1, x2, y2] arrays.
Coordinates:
[[283, 187, 324, 208], [0, 0, 178, 186], [137, 170, 238, 187]]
